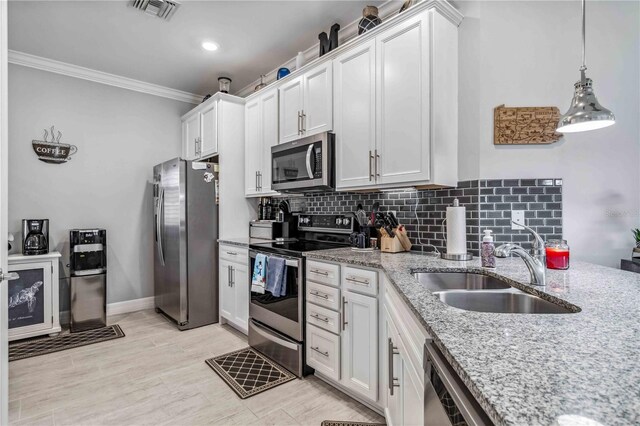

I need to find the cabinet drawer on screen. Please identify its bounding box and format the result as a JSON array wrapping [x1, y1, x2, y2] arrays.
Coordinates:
[[306, 324, 340, 381], [306, 303, 340, 335], [306, 281, 340, 311], [219, 244, 248, 264], [306, 260, 340, 287], [342, 266, 378, 296]]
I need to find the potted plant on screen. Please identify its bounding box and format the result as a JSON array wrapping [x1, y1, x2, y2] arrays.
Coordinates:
[[632, 228, 640, 258]]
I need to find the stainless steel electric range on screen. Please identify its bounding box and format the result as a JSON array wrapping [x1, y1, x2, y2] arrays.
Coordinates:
[[248, 214, 356, 377]]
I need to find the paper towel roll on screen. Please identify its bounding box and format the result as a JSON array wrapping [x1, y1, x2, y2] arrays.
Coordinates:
[[446, 205, 467, 255]]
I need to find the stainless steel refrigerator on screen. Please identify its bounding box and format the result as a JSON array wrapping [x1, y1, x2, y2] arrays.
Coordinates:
[[153, 158, 218, 330]]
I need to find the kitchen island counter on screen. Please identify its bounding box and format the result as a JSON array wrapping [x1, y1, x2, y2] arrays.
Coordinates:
[[304, 248, 640, 426]]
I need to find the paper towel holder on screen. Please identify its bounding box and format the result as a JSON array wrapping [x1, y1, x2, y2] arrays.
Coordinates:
[[441, 252, 473, 261]]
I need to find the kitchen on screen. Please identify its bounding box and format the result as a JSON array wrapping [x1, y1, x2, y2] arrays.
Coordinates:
[[0, 0, 638, 425]]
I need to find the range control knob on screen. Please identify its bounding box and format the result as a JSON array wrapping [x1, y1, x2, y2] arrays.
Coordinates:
[[336, 218, 342, 225], [343, 218, 350, 226]]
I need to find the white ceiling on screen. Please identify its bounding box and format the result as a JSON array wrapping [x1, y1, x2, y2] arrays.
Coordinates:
[[8, 0, 385, 97]]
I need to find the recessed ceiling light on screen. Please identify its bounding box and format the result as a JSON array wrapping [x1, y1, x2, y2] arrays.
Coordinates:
[[201, 41, 219, 52]]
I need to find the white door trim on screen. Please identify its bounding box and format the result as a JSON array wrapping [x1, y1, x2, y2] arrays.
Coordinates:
[[0, 1, 10, 422]]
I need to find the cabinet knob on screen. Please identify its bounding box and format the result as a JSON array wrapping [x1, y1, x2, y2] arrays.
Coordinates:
[[0, 270, 20, 282]]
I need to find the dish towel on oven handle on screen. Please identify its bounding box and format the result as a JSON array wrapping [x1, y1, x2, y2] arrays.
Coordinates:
[[266, 256, 287, 297], [251, 253, 267, 294]]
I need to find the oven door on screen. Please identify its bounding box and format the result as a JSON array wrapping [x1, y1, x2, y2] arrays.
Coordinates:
[[271, 132, 333, 192], [249, 250, 303, 341]]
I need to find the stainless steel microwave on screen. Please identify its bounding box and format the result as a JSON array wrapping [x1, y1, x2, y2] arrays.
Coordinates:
[[271, 132, 334, 192]]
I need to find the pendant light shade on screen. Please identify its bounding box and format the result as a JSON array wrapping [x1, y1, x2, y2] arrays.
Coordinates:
[[557, 0, 615, 133]]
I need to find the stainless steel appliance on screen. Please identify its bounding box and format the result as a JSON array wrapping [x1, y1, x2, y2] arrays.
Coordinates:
[[271, 132, 335, 192], [423, 341, 493, 425], [69, 229, 107, 332], [248, 214, 355, 377], [153, 158, 219, 330], [22, 219, 49, 255]]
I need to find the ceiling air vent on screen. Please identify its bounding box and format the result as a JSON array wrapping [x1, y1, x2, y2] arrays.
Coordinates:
[[131, 0, 180, 21]]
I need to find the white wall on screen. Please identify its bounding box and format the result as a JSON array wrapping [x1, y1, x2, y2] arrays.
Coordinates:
[[457, 0, 640, 267], [8, 65, 192, 306]]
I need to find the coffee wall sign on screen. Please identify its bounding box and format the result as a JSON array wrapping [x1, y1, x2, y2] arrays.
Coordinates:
[[32, 126, 78, 164]]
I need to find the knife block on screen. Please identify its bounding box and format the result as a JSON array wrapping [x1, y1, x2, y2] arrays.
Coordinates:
[[381, 236, 405, 253]]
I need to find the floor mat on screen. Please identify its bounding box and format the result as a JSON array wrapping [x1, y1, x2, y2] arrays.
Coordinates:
[[205, 347, 296, 399], [321, 422, 386, 426], [9, 325, 125, 361]]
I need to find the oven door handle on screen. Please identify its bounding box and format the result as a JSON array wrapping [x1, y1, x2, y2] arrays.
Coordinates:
[[250, 250, 302, 268], [305, 144, 314, 179], [251, 320, 299, 351]]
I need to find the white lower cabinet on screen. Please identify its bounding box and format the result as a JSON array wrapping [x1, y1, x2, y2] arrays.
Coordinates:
[[341, 289, 378, 401], [307, 323, 340, 381], [219, 244, 249, 334]]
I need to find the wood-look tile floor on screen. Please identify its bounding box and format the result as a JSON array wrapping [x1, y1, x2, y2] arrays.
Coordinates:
[[9, 310, 385, 426]]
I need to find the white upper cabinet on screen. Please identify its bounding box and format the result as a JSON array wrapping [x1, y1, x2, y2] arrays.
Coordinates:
[[181, 96, 222, 161], [303, 61, 333, 137], [333, 6, 459, 190], [200, 101, 218, 158], [279, 76, 304, 143], [279, 62, 333, 143], [245, 98, 261, 195], [245, 87, 280, 197], [334, 39, 377, 189], [376, 12, 430, 185], [182, 112, 201, 161]]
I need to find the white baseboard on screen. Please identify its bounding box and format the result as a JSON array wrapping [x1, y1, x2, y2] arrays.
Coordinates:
[[107, 296, 155, 316]]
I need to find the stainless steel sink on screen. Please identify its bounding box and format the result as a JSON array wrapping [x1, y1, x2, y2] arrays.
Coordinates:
[[434, 290, 574, 314], [413, 272, 512, 292]]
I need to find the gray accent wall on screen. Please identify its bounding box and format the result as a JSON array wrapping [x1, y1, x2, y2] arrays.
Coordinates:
[[8, 65, 193, 308]]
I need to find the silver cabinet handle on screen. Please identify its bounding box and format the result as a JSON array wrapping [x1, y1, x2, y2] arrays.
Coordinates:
[[227, 265, 231, 286], [297, 111, 302, 135], [226, 251, 237, 256], [231, 267, 235, 287], [369, 150, 374, 181], [0, 270, 19, 282], [342, 296, 348, 330], [258, 171, 262, 191], [309, 269, 328, 276], [346, 276, 370, 286], [301, 110, 306, 132], [310, 313, 329, 323], [388, 337, 400, 395], [310, 290, 329, 300], [255, 171, 258, 191], [375, 149, 380, 178], [310, 346, 329, 357]]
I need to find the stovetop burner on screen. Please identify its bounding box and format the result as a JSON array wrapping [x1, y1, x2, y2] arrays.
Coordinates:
[[250, 239, 348, 257]]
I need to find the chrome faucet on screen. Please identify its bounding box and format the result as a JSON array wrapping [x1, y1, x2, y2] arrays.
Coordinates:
[[495, 221, 546, 286]]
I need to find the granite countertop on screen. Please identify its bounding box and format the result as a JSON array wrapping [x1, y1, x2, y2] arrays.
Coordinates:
[[218, 238, 273, 248], [304, 248, 640, 426]]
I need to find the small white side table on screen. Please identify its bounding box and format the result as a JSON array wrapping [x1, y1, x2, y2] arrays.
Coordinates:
[[8, 252, 61, 341]]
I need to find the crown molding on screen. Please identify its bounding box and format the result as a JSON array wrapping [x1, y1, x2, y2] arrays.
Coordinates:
[[236, 0, 463, 99], [8, 50, 203, 104]]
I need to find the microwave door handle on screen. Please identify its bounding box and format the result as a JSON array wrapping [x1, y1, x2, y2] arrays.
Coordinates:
[[305, 144, 314, 179]]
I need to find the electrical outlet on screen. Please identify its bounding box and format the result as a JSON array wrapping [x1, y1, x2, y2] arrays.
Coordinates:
[[387, 210, 397, 218], [511, 210, 525, 230]]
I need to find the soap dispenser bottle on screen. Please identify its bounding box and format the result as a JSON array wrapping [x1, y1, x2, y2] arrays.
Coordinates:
[[481, 230, 496, 268]]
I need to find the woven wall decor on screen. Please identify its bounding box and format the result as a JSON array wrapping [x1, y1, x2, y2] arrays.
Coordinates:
[[494, 104, 562, 145]]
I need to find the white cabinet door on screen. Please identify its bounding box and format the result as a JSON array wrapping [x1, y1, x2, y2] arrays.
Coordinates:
[[219, 260, 234, 321], [260, 88, 279, 194], [400, 352, 424, 426], [245, 98, 261, 196], [183, 113, 201, 161], [279, 76, 304, 143], [232, 262, 249, 333], [376, 12, 431, 185], [303, 61, 333, 137], [200, 101, 218, 158], [385, 309, 402, 426], [342, 290, 378, 402], [334, 40, 377, 189]]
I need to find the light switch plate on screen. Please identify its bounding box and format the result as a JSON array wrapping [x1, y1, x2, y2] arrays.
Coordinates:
[[511, 210, 525, 230]]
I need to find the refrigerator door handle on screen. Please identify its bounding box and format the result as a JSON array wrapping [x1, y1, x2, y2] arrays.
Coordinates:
[[157, 187, 165, 266]]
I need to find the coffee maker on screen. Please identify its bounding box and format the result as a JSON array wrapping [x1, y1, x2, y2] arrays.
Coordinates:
[[22, 219, 49, 255]]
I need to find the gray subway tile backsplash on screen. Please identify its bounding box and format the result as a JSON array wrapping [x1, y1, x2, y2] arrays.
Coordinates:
[[286, 178, 562, 255]]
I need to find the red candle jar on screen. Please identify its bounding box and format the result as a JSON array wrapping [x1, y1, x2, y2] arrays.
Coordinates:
[[545, 239, 570, 270]]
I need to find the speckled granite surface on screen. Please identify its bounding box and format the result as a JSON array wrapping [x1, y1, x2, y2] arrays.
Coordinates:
[[218, 238, 272, 248], [304, 248, 640, 426]]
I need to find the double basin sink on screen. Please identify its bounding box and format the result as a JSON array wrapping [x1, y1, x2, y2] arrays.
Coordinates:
[[413, 272, 575, 314]]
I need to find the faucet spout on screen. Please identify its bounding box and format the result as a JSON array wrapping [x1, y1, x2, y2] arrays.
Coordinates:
[[495, 243, 546, 286]]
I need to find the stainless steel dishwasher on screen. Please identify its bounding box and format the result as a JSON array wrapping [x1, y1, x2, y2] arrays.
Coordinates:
[[424, 341, 493, 426]]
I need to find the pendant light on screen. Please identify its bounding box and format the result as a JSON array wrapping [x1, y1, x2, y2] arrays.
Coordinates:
[[557, 0, 615, 133]]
